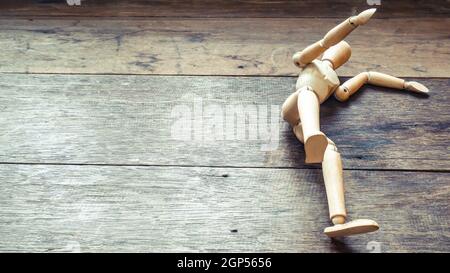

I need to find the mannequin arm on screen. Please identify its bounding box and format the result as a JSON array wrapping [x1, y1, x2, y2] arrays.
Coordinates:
[[334, 71, 429, 102], [293, 8, 376, 68]]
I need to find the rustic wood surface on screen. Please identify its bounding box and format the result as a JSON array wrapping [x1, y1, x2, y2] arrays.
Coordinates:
[[1, 0, 449, 18], [0, 1, 449, 253], [0, 165, 448, 252], [0, 74, 448, 171], [1, 18, 449, 77]]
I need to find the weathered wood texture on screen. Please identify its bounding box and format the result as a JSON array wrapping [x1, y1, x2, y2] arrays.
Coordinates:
[[0, 164, 448, 252], [1, 0, 449, 18], [0, 0, 449, 253], [1, 18, 448, 77], [0, 74, 448, 171]]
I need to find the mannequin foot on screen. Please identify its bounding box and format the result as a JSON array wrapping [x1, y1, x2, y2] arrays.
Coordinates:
[[304, 132, 328, 163], [324, 219, 379, 237]]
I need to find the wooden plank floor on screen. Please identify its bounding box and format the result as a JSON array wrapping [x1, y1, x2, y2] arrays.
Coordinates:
[[1, 18, 448, 77], [0, 165, 448, 252], [0, 1, 449, 252], [0, 75, 448, 171], [2, 0, 449, 18]]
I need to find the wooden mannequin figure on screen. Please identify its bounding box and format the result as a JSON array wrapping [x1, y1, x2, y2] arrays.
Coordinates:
[[281, 8, 429, 237]]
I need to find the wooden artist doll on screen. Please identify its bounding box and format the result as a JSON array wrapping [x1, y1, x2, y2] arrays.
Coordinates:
[[281, 8, 429, 237]]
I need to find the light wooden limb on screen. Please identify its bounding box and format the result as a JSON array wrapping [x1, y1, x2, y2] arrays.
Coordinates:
[[368, 72, 430, 94], [297, 86, 328, 163], [291, 126, 379, 237], [293, 8, 376, 68], [334, 71, 430, 102], [292, 41, 327, 68], [321, 41, 352, 70], [281, 90, 299, 127], [322, 8, 376, 47], [292, 123, 304, 143], [324, 219, 379, 238], [334, 72, 369, 101], [298, 87, 321, 137], [322, 140, 346, 224], [322, 140, 380, 237]]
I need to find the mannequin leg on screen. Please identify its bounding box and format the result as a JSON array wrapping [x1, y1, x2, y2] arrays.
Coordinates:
[[285, 119, 379, 237], [281, 90, 300, 127], [297, 86, 328, 163], [322, 140, 379, 237], [292, 129, 348, 225], [322, 139, 346, 225]]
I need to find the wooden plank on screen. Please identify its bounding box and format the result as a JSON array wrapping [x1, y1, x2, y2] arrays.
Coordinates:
[[0, 164, 448, 252], [0, 18, 449, 77], [1, 0, 449, 18], [0, 74, 448, 171]]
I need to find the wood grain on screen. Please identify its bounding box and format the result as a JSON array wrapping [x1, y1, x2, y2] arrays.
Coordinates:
[[0, 164, 448, 252], [1, 18, 449, 77], [1, 0, 449, 18], [0, 74, 448, 171], [0, 1, 449, 253]]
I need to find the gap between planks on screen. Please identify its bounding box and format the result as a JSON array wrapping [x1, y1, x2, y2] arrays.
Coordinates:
[[0, 162, 448, 174], [1, 72, 449, 80]]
